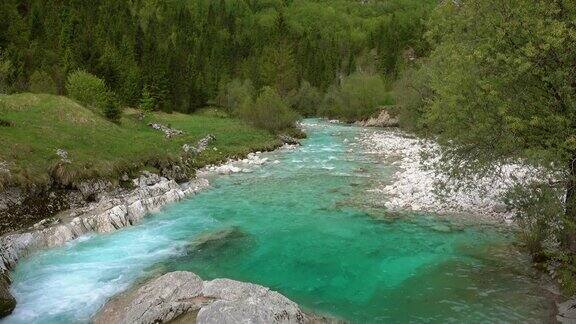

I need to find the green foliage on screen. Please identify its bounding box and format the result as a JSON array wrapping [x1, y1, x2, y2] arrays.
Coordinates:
[[238, 86, 299, 132], [504, 182, 565, 261], [393, 66, 432, 131], [215, 79, 254, 112], [410, 0, 576, 167], [255, 43, 298, 96], [28, 70, 57, 94], [139, 85, 157, 112], [103, 96, 122, 122], [0, 53, 13, 94], [0, 0, 435, 114], [557, 256, 576, 296], [287, 81, 322, 117], [66, 70, 109, 112], [393, 0, 576, 275], [319, 72, 392, 122]]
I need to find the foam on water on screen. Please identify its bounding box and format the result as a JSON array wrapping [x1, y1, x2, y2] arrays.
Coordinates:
[[3, 120, 552, 323]]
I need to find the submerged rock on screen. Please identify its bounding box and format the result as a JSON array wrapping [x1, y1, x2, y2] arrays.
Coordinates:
[[429, 223, 452, 233], [187, 226, 250, 255], [94, 271, 313, 324]]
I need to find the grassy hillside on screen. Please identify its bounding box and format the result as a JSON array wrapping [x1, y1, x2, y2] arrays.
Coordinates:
[[0, 93, 280, 189]]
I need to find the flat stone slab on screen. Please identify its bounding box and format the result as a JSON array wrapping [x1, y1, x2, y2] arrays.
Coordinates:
[[94, 271, 316, 324]]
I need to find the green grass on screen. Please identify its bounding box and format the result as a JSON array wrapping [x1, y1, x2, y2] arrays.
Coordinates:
[[0, 93, 280, 189]]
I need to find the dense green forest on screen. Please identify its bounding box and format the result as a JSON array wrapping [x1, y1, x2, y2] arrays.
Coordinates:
[[0, 0, 433, 117]]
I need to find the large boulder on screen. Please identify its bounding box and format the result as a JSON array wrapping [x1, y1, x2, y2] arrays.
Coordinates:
[[199, 278, 306, 324], [94, 271, 313, 324], [94, 272, 206, 324]]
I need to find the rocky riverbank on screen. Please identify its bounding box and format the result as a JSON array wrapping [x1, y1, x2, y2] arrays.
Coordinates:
[[0, 172, 210, 316], [0, 143, 297, 318], [356, 125, 574, 321], [94, 271, 338, 324], [358, 127, 552, 223]]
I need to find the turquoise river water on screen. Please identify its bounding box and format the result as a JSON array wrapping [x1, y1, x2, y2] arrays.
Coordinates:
[[3, 120, 552, 323]]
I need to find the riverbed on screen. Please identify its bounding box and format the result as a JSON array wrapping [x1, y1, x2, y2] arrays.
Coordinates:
[[3, 120, 553, 323]]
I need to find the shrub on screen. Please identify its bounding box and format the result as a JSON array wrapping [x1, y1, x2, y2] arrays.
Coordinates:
[[139, 85, 157, 112], [215, 79, 254, 112], [103, 96, 122, 121], [393, 66, 433, 131], [318, 72, 392, 122], [504, 181, 564, 262], [0, 53, 13, 94], [287, 81, 321, 117], [66, 70, 108, 112], [29, 70, 57, 94], [238, 86, 298, 132]]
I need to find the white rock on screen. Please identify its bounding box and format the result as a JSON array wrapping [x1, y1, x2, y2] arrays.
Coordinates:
[[95, 272, 309, 324], [359, 128, 555, 222]]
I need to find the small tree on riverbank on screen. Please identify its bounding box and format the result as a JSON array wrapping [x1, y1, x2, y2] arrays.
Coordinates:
[[66, 70, 121, 121], [238, 86, 299, 132]]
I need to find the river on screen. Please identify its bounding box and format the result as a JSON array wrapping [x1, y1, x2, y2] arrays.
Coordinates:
[[3, 120, 552, 323]]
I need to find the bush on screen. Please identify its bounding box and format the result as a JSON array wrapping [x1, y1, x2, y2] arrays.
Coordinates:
[[238, 86, 299, 132], [215, 79, 254, 112], [66, 70, 108, 112], [503, 181, 564, 262], [318, 72, 392, 122], [103, 96, 122, 121], [287, 81, 321, 117], [0, 53, 13, 94], [139, 85, 157, 112], [29, 70, 57, 94], [393, 66, 433, 131]]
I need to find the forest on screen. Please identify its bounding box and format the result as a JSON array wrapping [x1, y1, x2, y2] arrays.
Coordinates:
[[0, 0, 432, 121]]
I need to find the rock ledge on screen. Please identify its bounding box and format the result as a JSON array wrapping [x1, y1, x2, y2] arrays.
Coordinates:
[[94, 271, 333, 324], [0, 173, 210, 317]]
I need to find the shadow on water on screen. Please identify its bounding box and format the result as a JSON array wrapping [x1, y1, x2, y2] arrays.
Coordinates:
[[154, 226, 256, 275]]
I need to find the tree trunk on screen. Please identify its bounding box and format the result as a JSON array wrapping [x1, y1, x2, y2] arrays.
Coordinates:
[[565, 154, 576, 252]]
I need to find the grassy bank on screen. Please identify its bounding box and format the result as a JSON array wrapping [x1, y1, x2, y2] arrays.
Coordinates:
[[0, 93, 280, 190]]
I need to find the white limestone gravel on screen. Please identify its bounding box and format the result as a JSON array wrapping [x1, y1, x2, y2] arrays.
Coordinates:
[[358, 128, 550, 223]]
